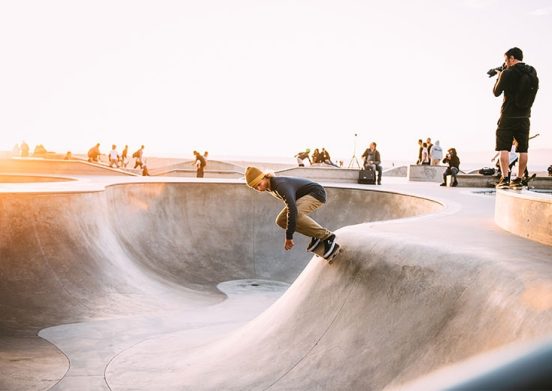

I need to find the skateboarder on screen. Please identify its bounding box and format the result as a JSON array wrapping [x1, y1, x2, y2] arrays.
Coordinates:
[[245, 166, 340, 260]]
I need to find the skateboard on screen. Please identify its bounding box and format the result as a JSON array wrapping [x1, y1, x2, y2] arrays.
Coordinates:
[[310, 241, 342, 264], [522, 173, 537, 189]]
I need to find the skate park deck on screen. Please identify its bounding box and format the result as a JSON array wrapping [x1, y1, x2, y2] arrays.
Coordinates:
[[1, 174, 552, 390]]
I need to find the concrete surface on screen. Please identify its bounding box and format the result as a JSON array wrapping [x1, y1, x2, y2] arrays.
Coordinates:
[[407, 164, 448, 182], [495, 188, 552, 246], [1, 172, 552, 390], [0, 158, 137, 177]]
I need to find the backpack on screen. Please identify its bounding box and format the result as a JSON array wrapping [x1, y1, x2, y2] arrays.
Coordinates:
[[132, 150, 140, 158], [479, 167, 496, 176], [515, 64, 539, 109]]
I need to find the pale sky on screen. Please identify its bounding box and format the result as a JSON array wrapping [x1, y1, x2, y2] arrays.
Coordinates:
[[1, 0, 551, 162]]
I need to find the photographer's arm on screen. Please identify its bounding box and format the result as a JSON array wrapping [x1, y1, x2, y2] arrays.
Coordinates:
[[493, 70, 506, 97]]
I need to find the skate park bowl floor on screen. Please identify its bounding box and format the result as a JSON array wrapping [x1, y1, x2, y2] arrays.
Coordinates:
[[1, 178, 552, 390]]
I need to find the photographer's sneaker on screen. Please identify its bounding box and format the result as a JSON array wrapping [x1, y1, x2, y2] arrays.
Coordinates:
[[322, 234, 338, 259], [509, 177, 523, 190], [496, 176, 510, 189], [307, 237, 321, 252]]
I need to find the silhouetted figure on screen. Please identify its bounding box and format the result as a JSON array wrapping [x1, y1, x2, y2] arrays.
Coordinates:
[[88, 143, 101, 162]]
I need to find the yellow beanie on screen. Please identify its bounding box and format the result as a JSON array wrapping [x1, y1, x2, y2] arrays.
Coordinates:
[[245, 166, 265, 188]]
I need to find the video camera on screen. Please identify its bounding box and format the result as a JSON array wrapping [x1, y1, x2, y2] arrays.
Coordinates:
[[487, 64, 506, 78]]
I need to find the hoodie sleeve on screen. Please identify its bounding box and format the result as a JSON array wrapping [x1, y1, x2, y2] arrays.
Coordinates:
[[273, 182, 298, 240], [493, 70, 510, 97]]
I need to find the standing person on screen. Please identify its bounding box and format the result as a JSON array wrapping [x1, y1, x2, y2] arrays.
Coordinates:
[[244, 167, 340, 261], [416, 139, 423, 164], [295, 148, 312, 167], [430, 140, 443, 165], [440, 148, 461, 187], [121, 145, 129, 167], [421, 143, 430, 165], [193, 150, 206, 178], [426, 138, 433, 163], [361, 142, 383, 185], [108, 144, 119, 168], [492, 47, 538, 190], [20, 141, 29, 157], [133, 145, 145, 169]]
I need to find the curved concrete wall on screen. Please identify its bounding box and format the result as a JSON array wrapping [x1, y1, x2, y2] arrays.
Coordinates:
[[495, 190, 552, 246], [0, 182, 441, 335]]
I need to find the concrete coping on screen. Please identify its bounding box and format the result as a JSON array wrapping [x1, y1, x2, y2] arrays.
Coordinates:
[[495, 188, 552, 246]]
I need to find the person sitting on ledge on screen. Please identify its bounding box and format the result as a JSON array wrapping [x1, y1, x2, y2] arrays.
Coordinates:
[[440, 148, 461, 187], [361, 142, 383, 185], [295, 148, 311, 167]]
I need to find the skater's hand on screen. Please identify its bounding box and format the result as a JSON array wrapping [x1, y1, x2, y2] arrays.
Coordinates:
[[284, 239, 294, 251]]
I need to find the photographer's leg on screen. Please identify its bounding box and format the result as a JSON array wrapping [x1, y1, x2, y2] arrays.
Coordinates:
[[499, 151, 510, 178], [518, 153, 528, 178]]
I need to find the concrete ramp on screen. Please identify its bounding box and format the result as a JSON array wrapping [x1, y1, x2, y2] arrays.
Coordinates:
[[106, 229, 552, 390], [2, 179, 552, 390]]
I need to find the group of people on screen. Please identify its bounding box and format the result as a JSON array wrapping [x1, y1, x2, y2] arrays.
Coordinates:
[[295, 148, 340, 168], [13, 141, 48, 158], [416, 138, 443, 166], [87, 143, 148, 174]]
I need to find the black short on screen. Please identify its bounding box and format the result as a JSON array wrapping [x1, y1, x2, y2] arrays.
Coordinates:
[[495, 117, 530, 153]]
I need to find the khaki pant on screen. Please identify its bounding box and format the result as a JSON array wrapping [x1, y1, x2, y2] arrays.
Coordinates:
[[275, 195, 332, 239]]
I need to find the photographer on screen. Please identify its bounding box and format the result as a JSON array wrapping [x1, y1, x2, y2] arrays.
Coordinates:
[[491, 47, 538, 190], [440, 148, 460, 187]]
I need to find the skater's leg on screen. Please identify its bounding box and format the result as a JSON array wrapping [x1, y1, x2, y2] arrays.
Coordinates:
[[275, 195, 332, 240]]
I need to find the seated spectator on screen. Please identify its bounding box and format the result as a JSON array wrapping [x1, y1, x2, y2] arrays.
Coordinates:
[[361, 142, 383, 185], [295, 148, 311, 167], [321, 148, 339, 167], [33, 144, 48, 157], [311, 148, 322, 164], [64, 151, 73, 160], [440, 148, 460, 187], [88, 143, 101, 162], [142, 164, 150, 176]]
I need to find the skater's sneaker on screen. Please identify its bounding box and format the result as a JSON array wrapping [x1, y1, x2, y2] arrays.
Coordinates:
[[509, 177, 523, 190], [322, 234, 338, 259], [496, 176, 510, 189], [307, 237, 321, 252]]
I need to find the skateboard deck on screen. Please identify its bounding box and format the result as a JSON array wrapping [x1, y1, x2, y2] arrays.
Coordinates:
[[310, 241, 342, 264], [523, 173, 537, 189]]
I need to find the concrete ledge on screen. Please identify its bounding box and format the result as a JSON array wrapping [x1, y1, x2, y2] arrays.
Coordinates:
[[495, 189, 552, 246], [277, 167, 360, 182], [156, 169, 243, 178], [455, 174, 497, 188], [0, 158, 137, 176], [0, 174, 76, 183], [408, 165, 448, 182]]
